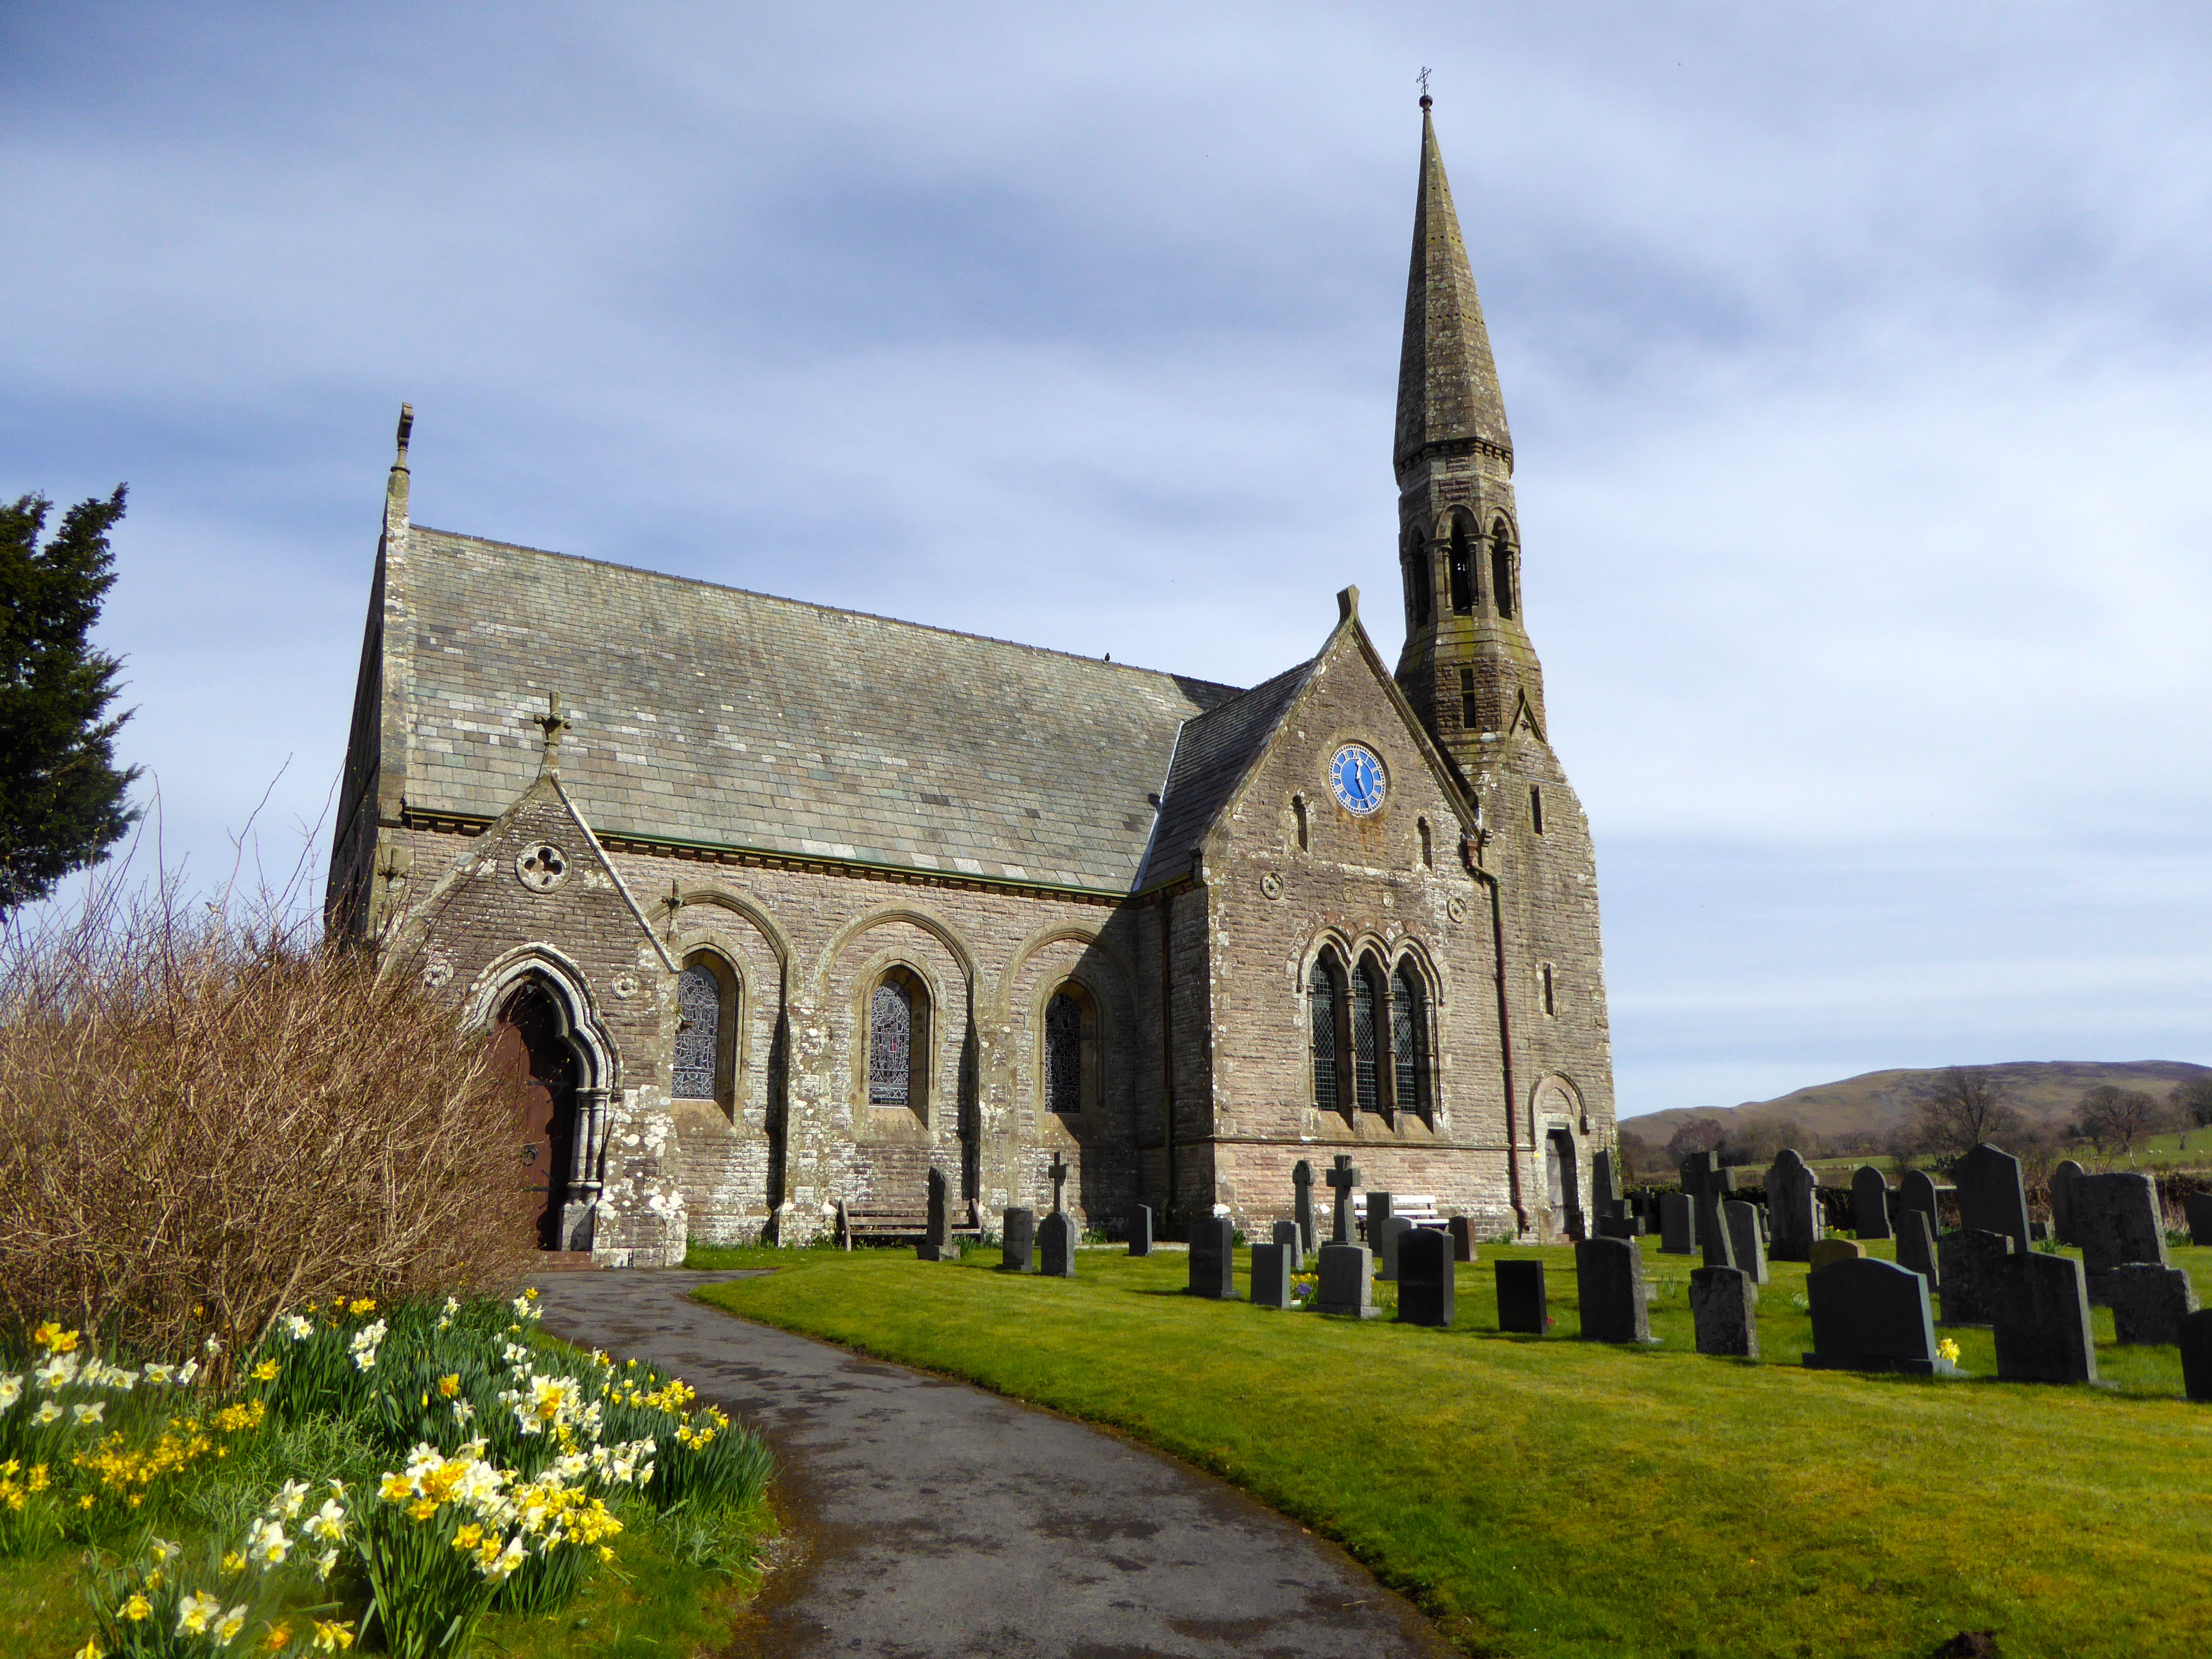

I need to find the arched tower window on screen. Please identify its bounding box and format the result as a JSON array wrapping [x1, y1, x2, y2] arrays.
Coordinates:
[[1405, 534, 1433, 628], [1448, 515, 1475, 614], [1417, 817, 1434, 870], [1045, 988, 1085, 1116], [1490, 519, 1516, 620], [1308, 957, 1340, 1114], [1352, 957, 1385, 1114], [673, 956, 736, 1101], [1392, 961, 1429, 1120], [868, 972, 926, 1112]]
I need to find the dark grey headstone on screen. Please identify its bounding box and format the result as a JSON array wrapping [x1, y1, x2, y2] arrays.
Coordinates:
[[1899, 1169, 1940, 1230], [1271, 1219, 1304, 1273], [1495, 1259, 1547, 1334], [1852, 1166, 1893, 1240], [1576, 1237, 1655, 1343], [2049, 1159, 2085, 1246], [1803, 1257, 1954, 1375], [1658, 1192, 1695, 1255], [1000, 1206, 1036, 1271], [2188, 1192, 2212, 1248], [1765, 1149, 1819, 1262], [2180, 1309, 2212, 1401], [1591, 1147, 1624, 1222], [1597, 1215, 1642, 1240], [1681, 1153, 1717, 1245], [1895, 1208, 1940, 1289], [2105, 1262, 2198, 1345], [1366, 1190, 1395, 1250], [1991, 1249, 2098, 1384], [1249, 1242, 1293, 1309], [1699, 1186, 1736, 1271], [1378, 1214, 1413, 1282], [1314, 1242, 1376, 1317], [1448, 1216, 1477, 1261], [918, 1167, 959, 1261], [1724, 1199, 1768, 1286], [2072, 1172, 2168, 1278], [1937, 1229, 2013, 1326], [1292, 1159, 1316, 1254], [1324, 1155, 1360, 1245], [1396, 1228, 1455, 1328], [1691, 1265, 1759, 1358], [1037, 1211, 1077, 1279], [1954, 1143, 2030, 1256], [1186, 1217, 1237, 1300], [1128, 1204, 1153, 1257]]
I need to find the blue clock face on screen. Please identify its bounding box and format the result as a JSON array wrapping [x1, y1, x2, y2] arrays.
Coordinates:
[[1329, 745, 1386, 815]]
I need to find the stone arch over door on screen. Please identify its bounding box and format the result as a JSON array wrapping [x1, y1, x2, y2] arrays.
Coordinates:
[[1530, 1073, 1586, 1242]]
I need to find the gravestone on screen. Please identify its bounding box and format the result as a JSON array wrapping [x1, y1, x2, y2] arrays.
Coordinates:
[[1128, 1204, 1153, 1257], [1808, 1238, 1864, 1273], [1038, 1211, 1077, 1279], [1681, 1153, 1717, 1246], [2071, 1172, 2167, 1305], [1448, 1216, 1478, 1262], [1000, 1206, 1036, 1272], [2188, 1192, 2212, 1248], [2048, 1159, 2085, 1246], [1325, 1155, 1359, 1246], [1954, 1143, 2031, 1256], [1293, 1158, 1317, 1254], [1658, 1193, 1696, 1256], [1314, 1156, 1375, 1317], [1397, 1228, 1455, 1327], [1367, 1190, 1395, 1251], [1591, 1147, 1626, 1230], [2104, 1262, 2198, 1346], [2180, 1309, 2212, 1401], [1378, 1214, 1414, 1282], [1576, 1237, 1657, 1343], [1852, 1166, 1893, 1241], [1765, 1149, 1819, 1262], [1187, 1217, 1237, 1300], [1249, 1242, 1293, 1309], [1690, 1266, 1758, 1358], [1894, 1208, 1940, 1290], [1699, 1185, 1737, 1271], [918, 1167, 960, 1261], [1937, 1230, 2012, 1326], [1990, 1250, 2098, 1385], [1272, 1219, 1305, 1273], [1899, 1169, 1940, 1233], [1724, 1199, 1768, 1286], [1803, 1257, 1958, 1375], [1495, 1260, 1547, 1335]]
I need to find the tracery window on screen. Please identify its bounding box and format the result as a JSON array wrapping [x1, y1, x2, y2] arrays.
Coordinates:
[[1308, 959, 1339, 1114], [672, 962, 725, 1099], [869, 979, 913, 1107], [1045, 990, 1083, 1116], [1392, 962, 1429, 1118], [1353, 959, 1384, 1114]]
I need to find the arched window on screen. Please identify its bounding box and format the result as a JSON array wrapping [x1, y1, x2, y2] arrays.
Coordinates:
[[1308, 959, 1339, 1114], [1448, 515, 1475, 614], [672, 959, 732, 1100], [1417, 817, 1434, 870], [1490, 520, 1516, 620], [1405, 535, 1433, 628], [1392, 962, 1429, 1119], [1045, 989, 1084, 1116], [868, 977, 914, 1107], [1353, 959, 1384, 1114]]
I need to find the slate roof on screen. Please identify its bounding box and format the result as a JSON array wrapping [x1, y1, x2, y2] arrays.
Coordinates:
[[393, 529, 1246, 894], [1135, 658, 1318, 892]]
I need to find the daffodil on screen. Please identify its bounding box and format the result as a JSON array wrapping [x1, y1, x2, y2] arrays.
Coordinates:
[[178, 1590, 222, 1635], [214, 1604, 248, 1648], [33, 1322, 79, 1353], [271, 1479, 309, 1519], [311, 1617, 356, 1651]]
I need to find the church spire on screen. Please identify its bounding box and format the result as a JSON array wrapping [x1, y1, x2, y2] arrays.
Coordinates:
[[1395, 103, 1512, 476]]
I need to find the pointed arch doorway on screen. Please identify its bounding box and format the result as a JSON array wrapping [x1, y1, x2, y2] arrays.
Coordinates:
[[490, 983, 581, 1250]]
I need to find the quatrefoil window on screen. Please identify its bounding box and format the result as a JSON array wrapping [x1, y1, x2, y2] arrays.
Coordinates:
[[516, 844, 569, 892]]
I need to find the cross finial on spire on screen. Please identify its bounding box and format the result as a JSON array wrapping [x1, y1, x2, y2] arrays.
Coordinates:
[[394, 403, 414, 472], [534, 691, 571, 776], [1417, 66, 1432, 109]]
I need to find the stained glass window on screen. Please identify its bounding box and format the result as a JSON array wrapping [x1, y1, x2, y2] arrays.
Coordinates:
[[869, 979, 913, 1107], [1353, 961, 1382, 1114], [673, 965, 722, 1099], [1392, 962, 1427, 1117], [1309, 961, 1337, 1113], [1045, 991, 1083, 1115]]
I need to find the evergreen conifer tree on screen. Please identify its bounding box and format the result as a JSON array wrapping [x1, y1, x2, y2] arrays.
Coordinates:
[[0, 486, 141, 913]]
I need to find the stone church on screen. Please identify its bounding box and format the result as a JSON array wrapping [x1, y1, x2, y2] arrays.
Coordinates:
[[327, 105, 1615, 1265]]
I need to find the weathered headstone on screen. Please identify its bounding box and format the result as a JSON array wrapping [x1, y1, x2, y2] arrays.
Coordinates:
[[1591, 1147, 1625, 1229], [1807, 1237, 1864, 1273], [1366, 1190, 1396, 1251], [2180, 1309, 2212, 1401], [2189, 1192, 2212, 1248], [2048, 1158, 2085, 1246], [1899, 1169, 1940, 1232], [1698, 1184, 1736, 1271], [1249, 1242, 1293, 1309], [1128, 1204, 1153, 1257], [1852, 1166, 1893, 1241], [1325, 1155, 1359, 1245], [1397, 1228, 1455, 1327], [1894, 1208, 1940, 1290], [1447, 1216, 1477, 1261], [1378, 1214, 1414, 1282], [1495, 1259, 1547, 1334], [1292, 1158, 1317, 1254], [1691, 1265, 1759, 1358], [1937, 1229, 2012, 1326], [2072, 1172, 2168, 1303], [1681, 1152, 1717, 1246], [1038, 1210, 1077, 1279], [1314, 1241, 1376, 1318], [1272, 1219, 1304, 1273], [1954, 1143, 2030, 1256], [1000, 1206, 1036, 1271], [1803, 1257, 1958, 1375], [1658, 1192, 1695, 1256], [1723, 1199, 1768, 1286], [1186, 1217, 1237, 1300], [918, 1167, 960, 1261], [1765, 1149, 1819, 1262], [2104, 1262, 2198, 1346], [1991, 1250, 2098, 1384], [1576, 1237, 1656, 1343]]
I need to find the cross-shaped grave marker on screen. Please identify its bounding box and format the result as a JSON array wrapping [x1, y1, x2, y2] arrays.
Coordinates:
[[1326, 1154, 1362, 1245], [1050, 1154, 1069, 1215]]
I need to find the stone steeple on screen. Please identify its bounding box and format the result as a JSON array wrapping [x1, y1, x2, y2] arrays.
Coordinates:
[[1396, 102, 1512, 473]]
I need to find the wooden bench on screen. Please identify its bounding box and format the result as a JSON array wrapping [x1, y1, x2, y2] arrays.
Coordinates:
[[833, 1199, 983, 1247]]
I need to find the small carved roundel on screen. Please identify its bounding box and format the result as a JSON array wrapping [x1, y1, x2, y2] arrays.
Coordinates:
[[1446, 895, 1468, 924], [1260, 872, 1284, 900], [422, 955, 454, 989], [610, 971, 640, 1000], [516, 844, 569, 892]]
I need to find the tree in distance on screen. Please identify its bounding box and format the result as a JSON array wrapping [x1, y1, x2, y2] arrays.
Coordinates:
[[1917, 1066, 2025, 1157], [1664, 1115, 1726, 1163], [2076, 1084, 2165, 1155], [2170, 1078, 2212, 1130], [0, 487, 140, 915]]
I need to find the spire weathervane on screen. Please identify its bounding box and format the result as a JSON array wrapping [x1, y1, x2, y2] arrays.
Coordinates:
[[1417, 66, 1432, 109]]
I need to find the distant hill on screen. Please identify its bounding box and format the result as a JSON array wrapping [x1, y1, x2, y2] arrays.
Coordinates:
[[1621, 1060, 2212, 1148]]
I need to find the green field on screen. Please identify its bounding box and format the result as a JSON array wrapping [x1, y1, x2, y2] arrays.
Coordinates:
[[689, 1237, 2212, 1659]]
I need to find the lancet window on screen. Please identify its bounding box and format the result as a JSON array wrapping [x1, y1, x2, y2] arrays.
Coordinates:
[[869, 978, 914, 1107], [1308, 959, 1339, 1114], [1392, 961, 1429, 1119], [1352, 959, 1384, 1114], [1045, 989, 1083, 1116], [672, 961, 727, 1100]]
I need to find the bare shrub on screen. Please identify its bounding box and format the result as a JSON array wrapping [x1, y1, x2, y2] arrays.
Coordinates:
[[0, 873, 533, 1374]]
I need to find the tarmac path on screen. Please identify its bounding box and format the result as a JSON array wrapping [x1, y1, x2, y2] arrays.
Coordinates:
[[533, 1270, 1452, 1659]]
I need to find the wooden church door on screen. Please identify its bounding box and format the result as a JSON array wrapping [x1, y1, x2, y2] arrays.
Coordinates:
[[491, 984, 581, 1250]]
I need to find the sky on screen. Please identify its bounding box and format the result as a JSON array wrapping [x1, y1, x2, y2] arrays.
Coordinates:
[[5, 3, 2208, 1118]]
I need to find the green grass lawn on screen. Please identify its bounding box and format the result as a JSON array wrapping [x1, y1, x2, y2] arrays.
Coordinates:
[[688, 1237, 2212, 1659]]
